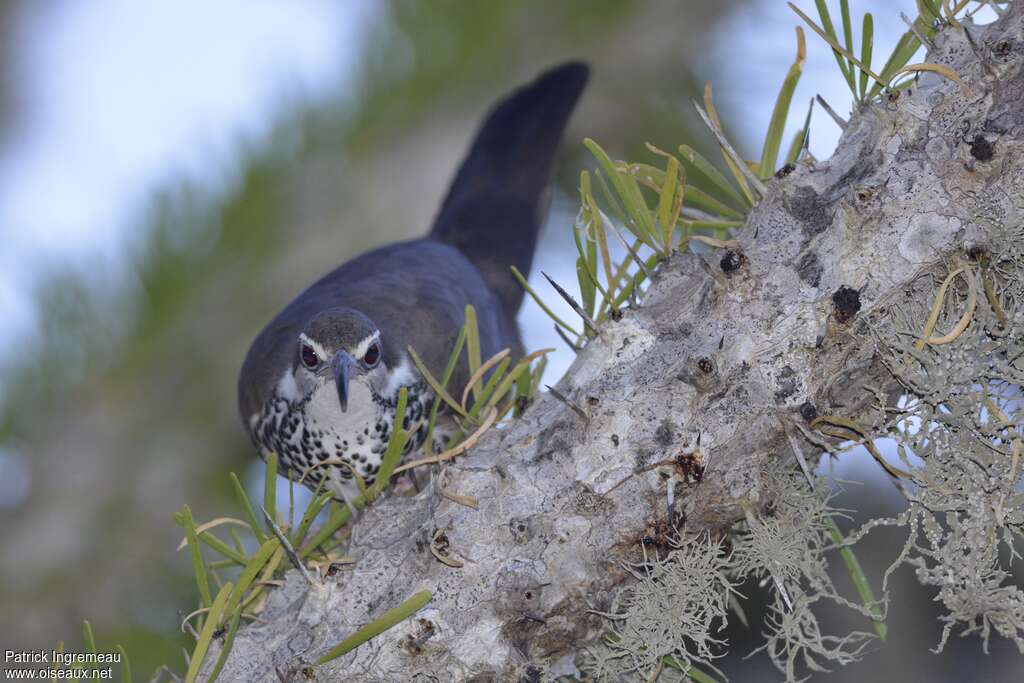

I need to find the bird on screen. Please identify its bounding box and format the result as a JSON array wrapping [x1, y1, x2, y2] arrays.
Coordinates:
[[237, 62, 589, 509]]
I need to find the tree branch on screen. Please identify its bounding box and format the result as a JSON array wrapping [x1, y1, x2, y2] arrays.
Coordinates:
[[205, 7, 1024, 680]]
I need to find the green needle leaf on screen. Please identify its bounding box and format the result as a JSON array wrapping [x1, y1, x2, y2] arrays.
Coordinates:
[[760, 27, 806, 179], [408, 346, 469, 418], [656, 154, 681, 251], [869, 19, 926, 100], [484, 350, 551, 415], [510, 265, 582, 337], [184, 582, 233, 683], [584, 138, 657, 248], [292, 489, 331, 549], [464, 305, 482, 401], [684, 185, 746, 221], [469, 356, 511, 420], [859, 13, 874, 100], [263, 452, 278, 531], [206, 606, 242, 683], [197, 531, 248, 566], [300, 501, 350, 560], [826, 516, 888, 641], [224, 537, 280, 620], [785, 97, 815, 165], [366, 387, 409, 501], [917, 0, 941, 22], [116, 645, 131, 683], [179, 505, 212, 609], [575, 256, 596, 322], [840, 0, 854, 84], [424, 325, 466, 457], [678, 145, 747, 210], [317, 590, 432, 664], [813, 0, 854, 92], [230, 472, 266, 545], [791, 2, 886, 93], [582, 170, 616, 290], [82, 621, 97, 654]]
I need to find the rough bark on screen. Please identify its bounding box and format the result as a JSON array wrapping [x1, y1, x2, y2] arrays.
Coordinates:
[[207, 7, 1024, 680]]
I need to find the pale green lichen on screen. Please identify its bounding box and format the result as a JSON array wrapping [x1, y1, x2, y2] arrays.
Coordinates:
[[736, 466, 883, 681], [583, 534, 735, 681], [848, 224, 1024, 654]]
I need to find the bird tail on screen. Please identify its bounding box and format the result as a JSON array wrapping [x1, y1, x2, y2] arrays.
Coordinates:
[[429, 61, 589, 317]]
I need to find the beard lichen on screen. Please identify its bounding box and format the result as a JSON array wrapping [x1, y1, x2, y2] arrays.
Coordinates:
[[845, 230, 1024, 655], [583, 465, 884, 683], [584, 232, 1024, 680], [582, 533, 735, 681], [739, 467, 880, 681]]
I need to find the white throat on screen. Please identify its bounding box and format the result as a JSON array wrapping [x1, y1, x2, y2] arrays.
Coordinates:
[[309, 375, 376, 426]]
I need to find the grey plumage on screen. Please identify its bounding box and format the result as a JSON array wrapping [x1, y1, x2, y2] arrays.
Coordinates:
[[237, 62, 589, 500], [238, 239, 511, 423]]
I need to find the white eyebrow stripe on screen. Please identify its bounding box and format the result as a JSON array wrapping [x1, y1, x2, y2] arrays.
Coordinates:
[[298, 333, 329, 361], [351, 330, 381, 360]]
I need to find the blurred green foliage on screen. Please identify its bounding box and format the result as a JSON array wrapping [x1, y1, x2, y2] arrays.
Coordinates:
[[0, 1, 729, 677]]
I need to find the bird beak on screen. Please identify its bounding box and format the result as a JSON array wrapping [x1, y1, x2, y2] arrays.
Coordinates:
[[331, 351, 356, 412]]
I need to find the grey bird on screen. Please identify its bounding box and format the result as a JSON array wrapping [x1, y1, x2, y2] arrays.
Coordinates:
[[237, 62, 589, 507]]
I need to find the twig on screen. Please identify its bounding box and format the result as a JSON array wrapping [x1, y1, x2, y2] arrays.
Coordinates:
[[604, 218, 656, 282], [430, 528, 465, 568], [779, 416, 816, 488], [545, 384, 589, 423], [694, 103, 768, 198], [260, 506, 318, 587], [901, 12, 935, 51], [555, 324, 582, 352], [542, 272, 600, 335], [815, 94, 848, 129], [440, 489, 479, 509], [393, 407, 498, 473]]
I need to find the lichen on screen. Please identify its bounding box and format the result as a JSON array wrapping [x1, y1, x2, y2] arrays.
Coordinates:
[[582, 534, 735, 681], [846, 224, 1024, 654], [739, 467, 880, 681]]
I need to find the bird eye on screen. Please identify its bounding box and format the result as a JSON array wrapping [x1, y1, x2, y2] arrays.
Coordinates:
[[300, 343, 319, 369], [363, 342, 381, 367]]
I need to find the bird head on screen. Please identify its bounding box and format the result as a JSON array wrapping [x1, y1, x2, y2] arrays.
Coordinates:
[[295, 308, 386, 412]]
